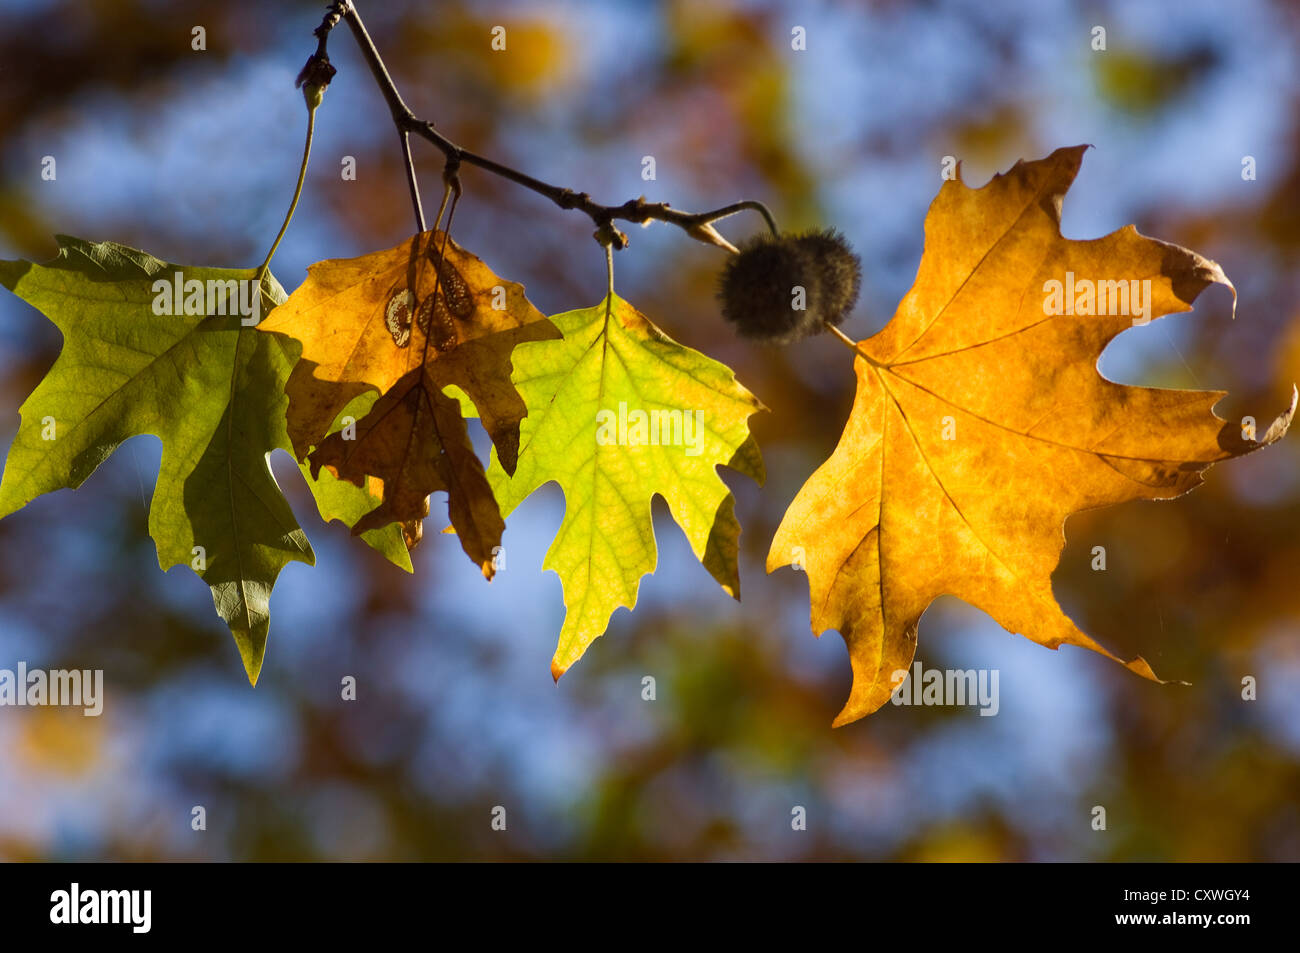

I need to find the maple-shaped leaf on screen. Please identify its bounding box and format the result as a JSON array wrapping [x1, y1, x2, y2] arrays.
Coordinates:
[[488, 294, 765, 677], [0, 236, 379, 682], [769, 146, 1296, 727], [258, 230, 557, 568]]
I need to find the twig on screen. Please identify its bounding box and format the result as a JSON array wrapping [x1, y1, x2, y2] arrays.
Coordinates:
[[312, 1, 777, 250]]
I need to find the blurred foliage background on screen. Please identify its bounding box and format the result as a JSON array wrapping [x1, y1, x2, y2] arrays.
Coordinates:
[[0, 0, 1298, 861]]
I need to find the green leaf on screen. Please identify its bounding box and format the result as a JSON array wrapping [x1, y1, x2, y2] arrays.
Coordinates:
[[488, 293, 765, 677], [0, 235, 320, 682]]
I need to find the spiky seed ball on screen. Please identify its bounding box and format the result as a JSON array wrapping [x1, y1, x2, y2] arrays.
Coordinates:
[[717, 232, 821, 344], [794, 228, 862, 330], [717, 228, 862, 345]]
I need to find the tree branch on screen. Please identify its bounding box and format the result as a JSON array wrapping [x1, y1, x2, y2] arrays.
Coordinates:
[[312, 0, 778, 251]]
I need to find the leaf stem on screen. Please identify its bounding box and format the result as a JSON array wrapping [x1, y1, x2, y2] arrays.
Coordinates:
[[256, 102, 317, 284], [823, 320, 881, 366], [399, 129, 426, 233]]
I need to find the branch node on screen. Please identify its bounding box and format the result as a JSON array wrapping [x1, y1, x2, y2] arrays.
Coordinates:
[[443, 155, 463, 201], [295, 53, 337, 108], [594, 219, 629, 251]]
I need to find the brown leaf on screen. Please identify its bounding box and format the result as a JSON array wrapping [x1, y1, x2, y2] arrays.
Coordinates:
[[258, 230, 557, 559], [769, 146, 1296, 727], [308, 368, 504, 577], [259, 230, 558, 473]]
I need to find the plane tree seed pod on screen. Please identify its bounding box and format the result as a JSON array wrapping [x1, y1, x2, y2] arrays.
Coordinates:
[[717, 228, 861, 344]]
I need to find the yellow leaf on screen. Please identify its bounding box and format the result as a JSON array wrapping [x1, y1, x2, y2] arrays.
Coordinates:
[[488, 295, 765, 675], [769, 146, 1295, 727]]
